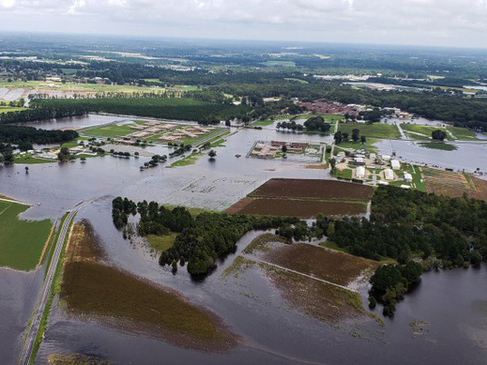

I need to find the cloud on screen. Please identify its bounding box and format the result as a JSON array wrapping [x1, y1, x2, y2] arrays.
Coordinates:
[[0, 0, 486, 47]]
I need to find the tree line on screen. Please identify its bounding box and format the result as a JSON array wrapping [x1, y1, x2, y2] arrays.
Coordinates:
[[111, 198, 300, 278], [0, 125, 78, 146]]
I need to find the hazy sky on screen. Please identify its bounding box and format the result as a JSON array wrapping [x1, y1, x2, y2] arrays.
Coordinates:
[[0, 0, 486, 48]]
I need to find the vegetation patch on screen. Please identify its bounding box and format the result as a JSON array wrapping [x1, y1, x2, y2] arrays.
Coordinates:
[[36, 98, 249, 122], [61, 221, 239, 351], [146, 233, 178, 252], [221, 255, 255, 279], [46, 353, 113, 365], [418, 142, 457, 151], [243, 233, 289, 254], [0, 200, 52, 271]]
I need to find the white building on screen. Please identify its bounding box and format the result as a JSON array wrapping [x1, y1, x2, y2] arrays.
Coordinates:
[[384, 168, 394, 181], [391, 159, 401, 170], [381, 155, 391, 161], [404, 173, 413, 183], [356, 166, 366, 178]]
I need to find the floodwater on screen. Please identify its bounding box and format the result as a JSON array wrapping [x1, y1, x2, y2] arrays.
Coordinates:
[[1, 114, 487, 364], [374, 139, 487, 173]]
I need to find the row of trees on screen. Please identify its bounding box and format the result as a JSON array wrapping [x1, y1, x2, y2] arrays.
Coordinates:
[[0, 105, 88, 125], [0, 125, 78, 145], [111, 198, 300, 278]]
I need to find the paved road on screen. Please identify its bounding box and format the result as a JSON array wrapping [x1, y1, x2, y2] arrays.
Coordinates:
[[18, 206, 81, 365]]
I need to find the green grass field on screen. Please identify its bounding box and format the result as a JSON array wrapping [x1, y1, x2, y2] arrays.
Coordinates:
[[146, 233, 178, 252], [338, 122, 401, 139], [401, 124, 477, 141], [0, 107, 27, 113], [81, 121, 144, 138], [0, 79, 166, 94], [446, 126, 478, 140], [252, 119, 275, 127], [0, 200, 52, 271], [14, 155, 55, 164], [401, 124, 435, 140], [334, 139, 378, 153]]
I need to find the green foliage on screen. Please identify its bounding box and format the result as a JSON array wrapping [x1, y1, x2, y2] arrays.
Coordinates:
[[303, 116, 331, 133], [0, 125, 78, 145], [432, 129, 447, 141], [112, 198, 300, 278], [35, 97, 249, 122]]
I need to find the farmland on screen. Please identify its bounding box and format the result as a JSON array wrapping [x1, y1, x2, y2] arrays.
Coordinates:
[[35, 98, 249, 121], [227, 179, 372, 218], [422, 168, 487, 200], [0, 200, 52, 271], [61, 222, 238, 351], [248, 178, 373, 201], [233, 199, 367, 218], [260, 243, 379, 286]]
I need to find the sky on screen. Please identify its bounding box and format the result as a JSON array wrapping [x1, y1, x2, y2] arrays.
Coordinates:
[[0, 0, 486, 48]]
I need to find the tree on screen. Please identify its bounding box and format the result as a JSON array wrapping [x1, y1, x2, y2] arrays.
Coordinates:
[[225, 120, 231, 127], [281, 145, 288, 153], [360, 135, 367, 144], [208, 149, 217, 160], [57, 147, 71, 162], [432, 129, 447, 141], [352, 128, 360, 143], [334, 131, 343, 144]]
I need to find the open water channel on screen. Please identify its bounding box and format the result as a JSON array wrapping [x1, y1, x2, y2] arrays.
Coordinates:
[[1, 114, 486, 364]]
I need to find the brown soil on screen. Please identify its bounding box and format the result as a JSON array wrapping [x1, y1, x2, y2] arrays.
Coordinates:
[[235, 198, 367, 218], [225, 197, 253, 214], [248, 178, 373, 201], [263, 243, 378, 286], [60, 222, 238, 352]]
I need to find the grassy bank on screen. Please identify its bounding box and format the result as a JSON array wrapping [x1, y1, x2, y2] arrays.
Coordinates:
[[60, 222, 238, 351]]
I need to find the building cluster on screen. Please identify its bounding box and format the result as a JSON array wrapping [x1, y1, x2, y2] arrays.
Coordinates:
[[296, 100, 362, 116], [336, 148, 412, 186], [250, 140, 318, 159]]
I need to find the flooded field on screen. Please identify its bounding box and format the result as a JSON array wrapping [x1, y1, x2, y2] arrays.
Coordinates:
[[1, 114, 487, 364]]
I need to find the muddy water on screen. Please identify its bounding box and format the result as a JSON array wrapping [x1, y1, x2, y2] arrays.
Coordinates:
[[2, 114, 487, 364], [15, 114, 129, 130], [38, 200, 487, 364]]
